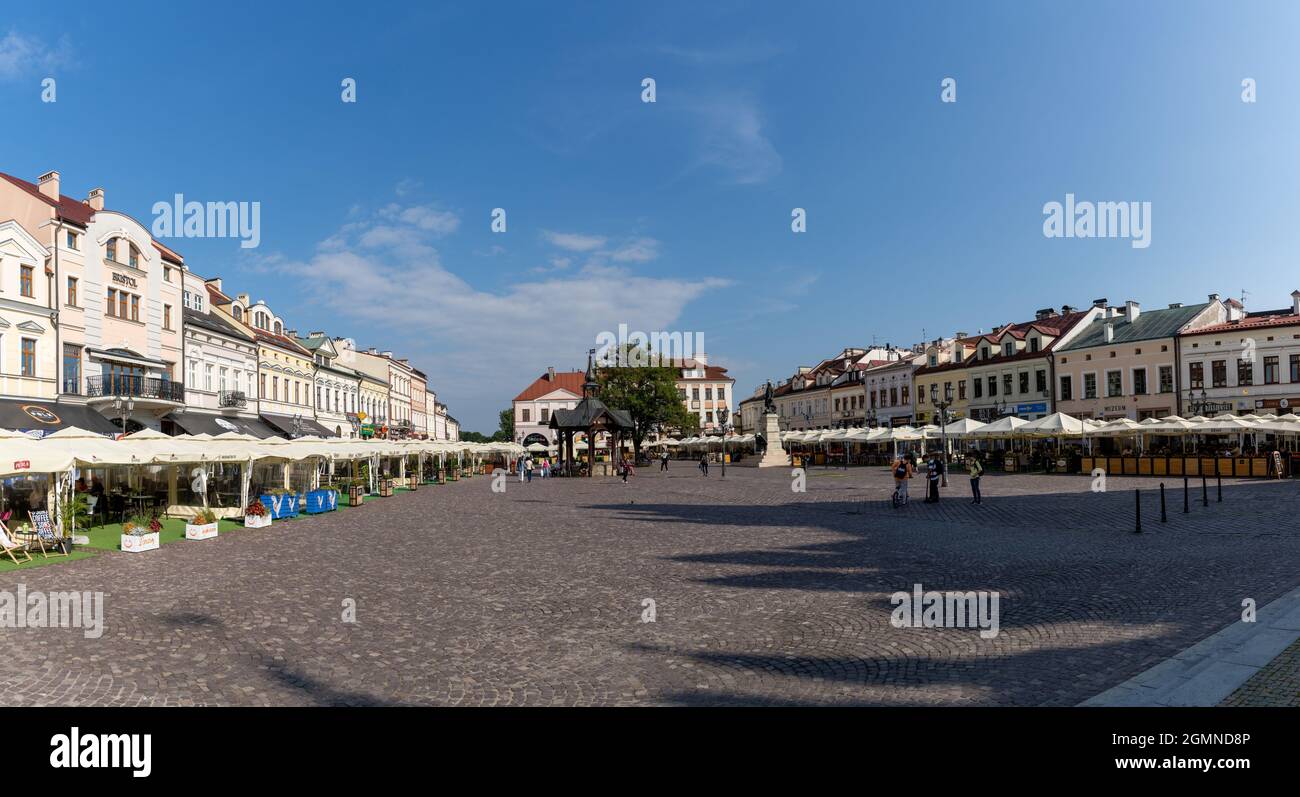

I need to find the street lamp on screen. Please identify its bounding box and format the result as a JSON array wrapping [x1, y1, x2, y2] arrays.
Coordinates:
[[931, 383, 954, 486], [112, 396, 135, 438], [719, 418, 731, 478]]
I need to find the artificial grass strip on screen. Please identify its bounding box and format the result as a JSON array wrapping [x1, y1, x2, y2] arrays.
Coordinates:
[[0, 549, 98, 573], [80, 518, 246, 551]]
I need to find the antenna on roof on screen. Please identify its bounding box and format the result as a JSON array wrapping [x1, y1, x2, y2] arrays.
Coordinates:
[[1240, 289, 1249, 308]]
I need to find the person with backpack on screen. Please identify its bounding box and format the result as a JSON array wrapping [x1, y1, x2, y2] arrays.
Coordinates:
[[924, 453, 941, 503], [966, 452, 984, 504], [891, 454, 913, 507], [699, 453, 710, 476]]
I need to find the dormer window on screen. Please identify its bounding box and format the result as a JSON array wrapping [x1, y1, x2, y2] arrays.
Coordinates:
[[274, 321, 282, 335], [1029, 337, 1040, 353], [233, 305, 243, 321], [929, 355, 937, 367], [1004, 342, 1015, 357], [981, 346, 990, 360]]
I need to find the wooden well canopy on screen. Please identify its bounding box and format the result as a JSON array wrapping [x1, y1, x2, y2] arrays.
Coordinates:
[[548, 397, 635, 476]]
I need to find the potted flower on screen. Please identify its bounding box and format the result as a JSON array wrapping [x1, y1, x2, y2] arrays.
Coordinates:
[[304, 486, 338, 514], [258, 488, 299, 520], [186, 508, 220, 540], [244, 498, 272, 528], [121, 513, 163, 553]]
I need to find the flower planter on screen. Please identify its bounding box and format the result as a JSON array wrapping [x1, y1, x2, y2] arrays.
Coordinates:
[[121, 532, 160, 553], [379, 479, 394, 497], [407, 476, 419, 490], [185, 522, 219, 541], [304, 489, 339, 514], [259, 493, 300, 520], [347, 485, 363, 506], [244, 514, 272, 529]]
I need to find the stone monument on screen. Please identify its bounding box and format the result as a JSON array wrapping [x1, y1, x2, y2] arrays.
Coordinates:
[[756, 381, 788, 468]]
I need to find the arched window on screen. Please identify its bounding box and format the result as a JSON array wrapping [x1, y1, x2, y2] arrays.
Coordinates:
[[274, 321, 282, 335], [129, 243, 140, 268], [233, 305, 243, 321], [106, 238, 118, 262]]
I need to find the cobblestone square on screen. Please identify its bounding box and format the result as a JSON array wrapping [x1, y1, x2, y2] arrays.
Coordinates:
[[2, 467, 1296, 706]]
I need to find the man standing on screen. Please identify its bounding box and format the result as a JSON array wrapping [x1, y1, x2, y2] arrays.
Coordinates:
[[524, 456, 534, 483], [925, 453, 941, 503], [660, 450, 670, 471], [966, 452, 983, 504], [699, 453, 709, 477]]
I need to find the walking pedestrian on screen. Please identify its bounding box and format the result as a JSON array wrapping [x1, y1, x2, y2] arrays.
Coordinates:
[[517, 456, 525, 483], [525, 456, 534, 483], [660, 450, 669, 471], [966, 452, 983, 504], [699, 454, 709, 476]]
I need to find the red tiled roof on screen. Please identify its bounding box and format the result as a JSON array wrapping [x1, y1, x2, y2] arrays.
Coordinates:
[[252, 328, 312, 356], [514, 371, 586, 402], [153, 239, 184, 263], [1181, 312, 1300, 336], [0, 171, 96, 227]]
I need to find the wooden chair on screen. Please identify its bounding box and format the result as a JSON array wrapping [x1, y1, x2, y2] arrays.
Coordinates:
[[26, 510, 67, 558], [0, 517, 32, 565]]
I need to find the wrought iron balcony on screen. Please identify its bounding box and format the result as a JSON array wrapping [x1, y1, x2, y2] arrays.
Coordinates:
[[219, 390, 248, 408], [85, 375, 186, 403]]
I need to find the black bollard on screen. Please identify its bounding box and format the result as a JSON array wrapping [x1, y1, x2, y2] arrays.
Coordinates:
[[1135, 489, 1142, 533], [1201, 472, 1208, 507], [1160, 482, 1167, 523], [1216, 465, 1222, 503], [1183, 474, 1189, 514]]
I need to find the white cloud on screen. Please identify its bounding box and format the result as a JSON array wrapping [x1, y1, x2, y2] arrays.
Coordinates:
[[542, 230, 607, 252], [691, 94, 782, 185], [0, 31, 72, 79], [609, 237, 659, 263], [260, 205, 721, 431]]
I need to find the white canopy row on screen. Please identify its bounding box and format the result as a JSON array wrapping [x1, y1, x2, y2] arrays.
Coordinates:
[[0, 427, 525, 477]]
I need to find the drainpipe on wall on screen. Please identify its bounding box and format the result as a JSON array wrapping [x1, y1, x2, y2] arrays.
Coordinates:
[[50, 220, 62, 401]]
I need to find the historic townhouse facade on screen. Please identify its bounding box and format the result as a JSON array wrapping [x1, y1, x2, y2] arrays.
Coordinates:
[[673, 353, 735, 431], [963, 306, 1099, 422], [384, 353, 415, 436], [913, 336, 978, 425], [1178, 290, 1300, 416], [298, 331, 360, 438], [863, 350, 923, 427], [411, 369, 428, 438], [173, 272, 268, 436], [432, 397, 449, 440], [235, 294, 330, 437], [334, 338, 392, 435], [513, 368, 584, 446], [0, 218, 58, 403], [0, 170, 187, 433], [1054, 299, 1225, 421]]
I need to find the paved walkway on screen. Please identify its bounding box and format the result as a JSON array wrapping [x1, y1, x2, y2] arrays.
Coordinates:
[[1, 467, 1296, 705]]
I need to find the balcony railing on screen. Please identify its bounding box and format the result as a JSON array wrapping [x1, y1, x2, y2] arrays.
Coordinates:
[[219, 390, 248, 408], [85, 376, 186, 402]]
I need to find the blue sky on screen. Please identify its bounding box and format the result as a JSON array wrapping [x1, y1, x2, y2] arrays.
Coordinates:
[[4, 1, 1300, 432]]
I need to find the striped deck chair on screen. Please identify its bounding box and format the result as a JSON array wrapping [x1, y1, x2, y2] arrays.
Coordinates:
[[0, 517, 32, 564], [27, 510, 67, 558]]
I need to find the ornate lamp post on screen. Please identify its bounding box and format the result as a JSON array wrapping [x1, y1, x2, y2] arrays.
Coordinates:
[[931, 383, 954, 486], [719, 418, 731, 478], [112, 395, 135, 437]]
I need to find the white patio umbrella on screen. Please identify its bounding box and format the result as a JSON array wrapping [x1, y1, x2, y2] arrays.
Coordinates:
[[969, 416, 1030, 437], [941, 418, 987, 436], [1019, 412, 1086, 437]]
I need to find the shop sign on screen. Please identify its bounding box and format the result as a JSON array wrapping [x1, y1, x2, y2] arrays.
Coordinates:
[[1016, 402, 1048, 415], [13, 460, 30, 471], [111, 272, 138, 289], [21, 404, 61, 425]]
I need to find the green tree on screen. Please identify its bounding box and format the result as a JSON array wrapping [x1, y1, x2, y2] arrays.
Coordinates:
[[460, 431, 492, 443], [596, 344, 696, 458], [493, 407, 515, 442]]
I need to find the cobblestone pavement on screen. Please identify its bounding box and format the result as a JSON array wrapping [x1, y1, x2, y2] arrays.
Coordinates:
[[1220, 638, 1300, 706], [1, 466, 1296, 706]]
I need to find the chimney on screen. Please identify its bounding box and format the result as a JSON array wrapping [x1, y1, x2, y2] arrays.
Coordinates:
[[1208, 293, 1220, 303], [1104, 322, 1114, 343], [205, 277, 222, 292], [286, 329, 297, 338], [1092, 297, 1108, 308], [1035, 308, 1053, 320], [87, 187, 105, 211], [1060, 305, 1075, 314], [1292, 290, 1300, 315], [237, 293, 250, 305], [37, 171, 60, 200], [1168, 302, 1182, 309], [367, 347, 378, 355], [382, 350, 393, 358], [309, 330, 324, 338], [547, 366, 556, 381], [1228, 303, 1244, 322], [1124, 300, 1141, 323]]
